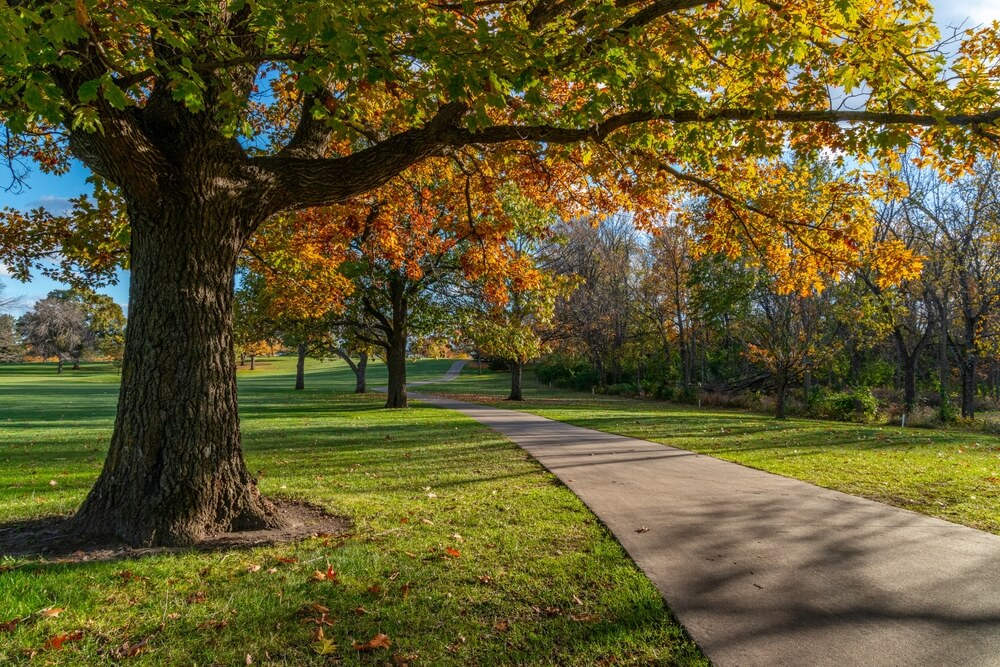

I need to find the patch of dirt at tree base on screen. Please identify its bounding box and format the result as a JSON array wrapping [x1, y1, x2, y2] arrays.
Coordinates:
[[0, 499, 349, 562]]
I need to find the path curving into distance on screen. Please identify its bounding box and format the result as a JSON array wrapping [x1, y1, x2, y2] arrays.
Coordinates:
[[412, 379, 1000, 667]]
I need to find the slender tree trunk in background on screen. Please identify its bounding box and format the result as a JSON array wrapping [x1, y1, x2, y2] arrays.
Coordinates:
[[56, 357, 64, 374], [355, 351, 367, 393], [72, 358, 81, 370], [295, 342, 307, 390], [961, 352, 976, 419], [903, 358, 917, 414], [774, 370, 788, 420], [939, 316, 950, 402], [508, 360, 523, 401], [384, 276, 409, 408], [249, 355, 255, 371], [72, 199, 280, 546], [803, 369, 812, 403]]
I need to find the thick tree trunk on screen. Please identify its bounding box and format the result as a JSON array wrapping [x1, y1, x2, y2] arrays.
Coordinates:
[[385, 338, 408, 408], [295, 342, 306, 390], [903, 359, 917, 414], [508, 360, 523, 401], [72, 200, 280, 546], [355, 351, 368, 393], [56, 357, 64, 374]]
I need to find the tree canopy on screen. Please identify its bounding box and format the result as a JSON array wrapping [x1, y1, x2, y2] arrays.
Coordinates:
[[0, 0, 998, 546]]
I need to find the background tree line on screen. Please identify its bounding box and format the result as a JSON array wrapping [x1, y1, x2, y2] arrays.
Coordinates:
[[535, 160, 1000, 425]]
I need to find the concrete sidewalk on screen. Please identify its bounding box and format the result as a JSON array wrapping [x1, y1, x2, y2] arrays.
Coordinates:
[[415, 393, 1000, 667]]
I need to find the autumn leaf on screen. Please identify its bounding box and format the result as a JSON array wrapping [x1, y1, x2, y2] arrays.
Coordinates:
[[121, 637, 151, 657], [635, 526, 649, 533], [0, 618, 20, 633], [45, 629, 83, 650], [38, 607, 65, 618], [353, 633, 391, 651], [276, 557, 298, 564], [445, 547, 461, 558], [186, 591, 207, 604], [311, 627, 338, 656]]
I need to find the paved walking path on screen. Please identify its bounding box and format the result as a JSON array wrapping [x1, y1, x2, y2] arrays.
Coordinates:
[[414, 389, 1000, 666]]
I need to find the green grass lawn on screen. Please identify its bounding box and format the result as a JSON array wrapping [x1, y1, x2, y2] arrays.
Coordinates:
[[0, 358, 706, 666], [419, 365, 1000, 535]]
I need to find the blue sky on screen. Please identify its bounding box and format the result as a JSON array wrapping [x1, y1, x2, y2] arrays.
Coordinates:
[[1, 0, 998, 314]]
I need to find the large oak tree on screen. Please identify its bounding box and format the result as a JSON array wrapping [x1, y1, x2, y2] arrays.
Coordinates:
[[0, 0, 997, 545]]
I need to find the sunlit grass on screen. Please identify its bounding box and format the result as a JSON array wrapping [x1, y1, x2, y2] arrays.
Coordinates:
[[0, 359, 705, 666]]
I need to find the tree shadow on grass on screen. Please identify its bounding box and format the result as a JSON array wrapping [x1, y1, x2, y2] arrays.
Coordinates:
[[0, 498, 348, 564]]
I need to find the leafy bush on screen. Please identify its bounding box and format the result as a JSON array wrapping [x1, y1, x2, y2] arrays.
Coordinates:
[[813, 387, 879, 422], [535, 356, 600, 391], [599, 383, 637, 396]]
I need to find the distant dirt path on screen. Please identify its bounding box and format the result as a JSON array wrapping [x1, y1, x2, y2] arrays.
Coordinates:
[[414, 391, 1000, 667]]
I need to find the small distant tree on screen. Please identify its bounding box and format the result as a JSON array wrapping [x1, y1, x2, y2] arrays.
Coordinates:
[[86, 293, 126, 365], [0, 313, 22, 362], [18, 296, 89, 372]]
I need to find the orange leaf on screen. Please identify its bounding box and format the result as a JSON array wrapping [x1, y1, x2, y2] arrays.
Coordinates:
[[276, 557, 298, 564], [39, 607, 65, 618], [45, 630, 83, 650], [353, 633, 392, 651], [445, 547, 461, 558]]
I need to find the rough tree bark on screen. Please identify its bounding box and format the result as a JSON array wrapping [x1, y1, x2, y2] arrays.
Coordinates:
[[72, 198, 280, 545]]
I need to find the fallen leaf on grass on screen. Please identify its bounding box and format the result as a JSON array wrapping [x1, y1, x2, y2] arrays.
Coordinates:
[[312, 627, 338, 655], [196, 619, 228, 631], [309, 604, 330, 614], [0, 618, 20, 633], [367, 584, 382, 595], [570, 613, 600, 623], [186, 591, 207, 604], [354, 606, 367, 616], [276, 557, 298, 564], [353, 633, 391, 651], [573, 594, 584, 606], [310, 565, 338, 582], [39, 607, 65, 618], [246, 564, 262, 573], [45, 630, 83, 650], [393, 652, 418, 666], [492, 619, 510, 633], [445, 547, 461, 558], [477, 575, 493, 585], [120, 637, 151, 658]]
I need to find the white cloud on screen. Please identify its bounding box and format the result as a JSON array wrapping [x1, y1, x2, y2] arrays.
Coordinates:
[[30, 195, 74, 214], [933, 0, 1000, 30]]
